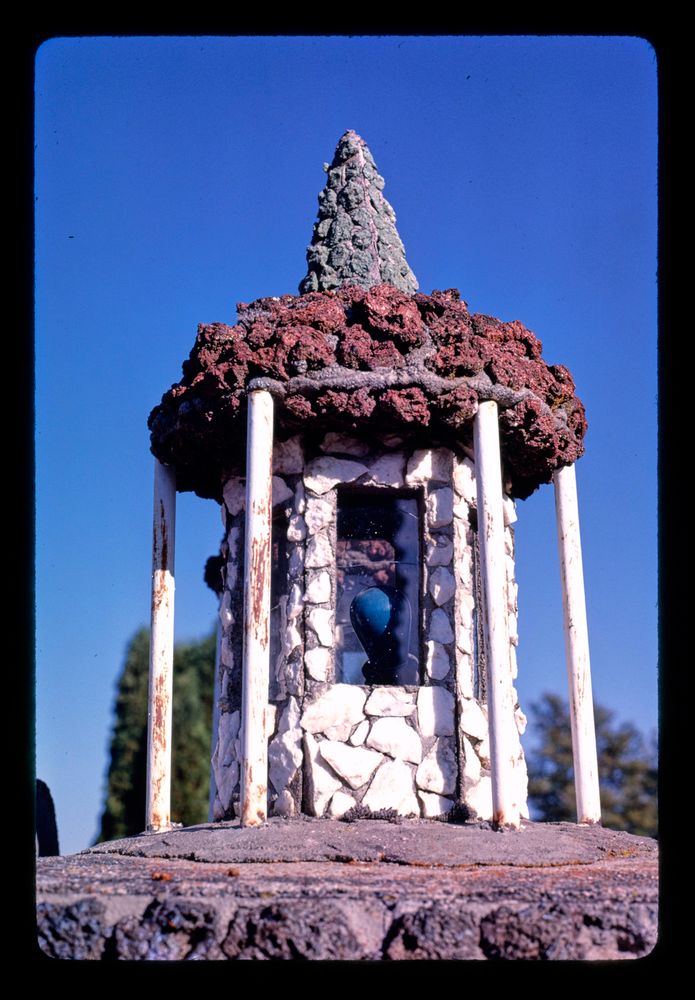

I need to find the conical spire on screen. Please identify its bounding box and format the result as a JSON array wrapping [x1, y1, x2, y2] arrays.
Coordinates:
[[299, 130, 418, 295]]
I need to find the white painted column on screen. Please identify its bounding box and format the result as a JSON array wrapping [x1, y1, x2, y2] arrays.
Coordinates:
[[208, 621, 223, 821], [553, 463, 601, 824], [240, 390, 274, 826], [474, 401, 521, 829], [146, 459, 176, 833]]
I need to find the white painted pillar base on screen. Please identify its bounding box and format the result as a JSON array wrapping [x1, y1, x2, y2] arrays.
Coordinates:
[[240, 390, 274, 827], [553, 463, 601, 824], [146, 459, 176, 833], [474, 401, 521, 829]]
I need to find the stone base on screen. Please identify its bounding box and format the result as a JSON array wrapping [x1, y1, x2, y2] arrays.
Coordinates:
[[36, 820, 657, 961]]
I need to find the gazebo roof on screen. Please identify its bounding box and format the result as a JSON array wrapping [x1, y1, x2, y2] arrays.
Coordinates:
[[148, 133, 586, 502]]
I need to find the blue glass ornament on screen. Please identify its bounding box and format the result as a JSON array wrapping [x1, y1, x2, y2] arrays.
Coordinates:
[[350, 584, 412, 685]]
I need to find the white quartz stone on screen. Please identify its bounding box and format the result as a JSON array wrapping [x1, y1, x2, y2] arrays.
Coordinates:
[[455, 651, 474, 700], [349, 719, 369, 746], [266, 703, 278, 736], [304, 733, 342, 816], [215, 760, 240, 811], [452, 497, 470, 521], [220, 502, 227, 529], [455, 624, 473, 656], [366, 717, 422, 764], [477, 736, 491, 766], [364, 688, 416, 717], [515, 707, 528, 735], [305, 530, 333, 569], [508, 614, 519, 646], [406, 448, 452, 485], [417, 686, 455, 737], [319, 432, 370, 457], [502, 495, 517, 526], [287, 514, 306, 542], [304, 646, 331, 682], [285, 620, 302, 656], [307, 607, 333, 646], [220, 640, 234, 672], [415, 739, 457, 795], [272, 476, 294, 508], [418, 791, 455, 818], [305, 497, 334, 534], [425, 536, 454, 567], [268, 698, 303, 795], [328, 790, 356, 818], [509, 644, 518, 680], [453, 457, 477, 504], [219, 590, 234, 628], [364, 453, 405, 487], [426, 488, 454, 529], [516, 756, 530, 819], [273, 435, 304, 474], [226, 525, 240, 570], [286, 583, 303, 620], [362, 758, 420, 815], [428, 566, 456, 606], [293, 481, 306, 514], [318, 741, 383, 789], [223, 477, 245, 516], [218, 710, 241, 766], [456, 591, 475, 617], [459, 697, 488, 741], [305, 571, 331, 605], [273, 789, 295, 817], [425, 640, 451, 681], [300, 685, 367, 741], [465, 775, 493, 820], [429, 609, 454, 644], [461, 734, 481, 784], [304, 457, 368, 495]]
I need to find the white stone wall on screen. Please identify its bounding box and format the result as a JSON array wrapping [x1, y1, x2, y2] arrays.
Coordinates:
[[210, 433, 528, 822]]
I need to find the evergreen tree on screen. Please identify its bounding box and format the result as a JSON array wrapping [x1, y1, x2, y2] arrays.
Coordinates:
[[97, 626, 217, 842], [526, 692, 657, 838]]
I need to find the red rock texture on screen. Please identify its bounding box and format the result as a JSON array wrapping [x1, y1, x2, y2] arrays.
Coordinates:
[[149, 285, 586, 500]]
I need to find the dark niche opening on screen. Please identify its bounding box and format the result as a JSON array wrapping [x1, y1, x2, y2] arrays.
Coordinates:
[[336, 489, 421, 685], [269, 514, 289, 702]]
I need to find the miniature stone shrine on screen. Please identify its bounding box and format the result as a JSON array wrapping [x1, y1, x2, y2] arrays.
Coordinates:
[[146, 131, 600, 832]]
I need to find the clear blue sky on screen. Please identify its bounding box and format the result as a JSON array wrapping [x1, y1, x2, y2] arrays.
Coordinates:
[[35, 36, 658, 855]]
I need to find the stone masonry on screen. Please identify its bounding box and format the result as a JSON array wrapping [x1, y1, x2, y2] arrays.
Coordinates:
[[211, 435, 528, 822]]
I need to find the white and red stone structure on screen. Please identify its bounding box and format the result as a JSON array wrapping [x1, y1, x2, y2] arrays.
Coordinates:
[[146, 131, 600, 831]]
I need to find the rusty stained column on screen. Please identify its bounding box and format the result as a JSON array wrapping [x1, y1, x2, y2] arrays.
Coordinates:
[[474, 400, 521, 829], [146, 459, 176, 832], [553, 463, 601, 824], [240, 389, 274, 827]]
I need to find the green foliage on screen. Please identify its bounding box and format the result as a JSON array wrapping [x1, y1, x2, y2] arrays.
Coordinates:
[[526, 692, 657, 838], [97, 626, 217, 843]]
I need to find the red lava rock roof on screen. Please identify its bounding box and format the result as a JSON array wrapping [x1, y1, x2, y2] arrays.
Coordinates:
[[148, 283, 586, 502]]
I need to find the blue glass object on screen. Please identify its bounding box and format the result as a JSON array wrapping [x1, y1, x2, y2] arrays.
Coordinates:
[[336, 491, 420, 685], [350, 585, 413, 685]]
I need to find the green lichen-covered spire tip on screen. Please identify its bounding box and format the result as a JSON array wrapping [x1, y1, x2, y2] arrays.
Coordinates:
[[299, 130, 418, 295]]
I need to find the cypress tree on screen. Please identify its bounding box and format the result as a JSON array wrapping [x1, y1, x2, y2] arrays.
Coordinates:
[[526, 692, 657, 838], [97, 626, 217, 842]]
